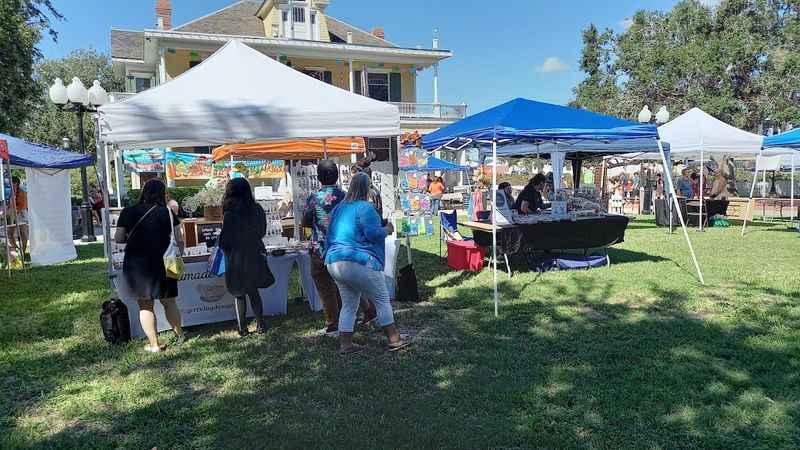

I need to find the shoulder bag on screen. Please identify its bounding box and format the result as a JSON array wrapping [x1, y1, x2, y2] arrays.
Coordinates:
[[163, 207, 185, 279]]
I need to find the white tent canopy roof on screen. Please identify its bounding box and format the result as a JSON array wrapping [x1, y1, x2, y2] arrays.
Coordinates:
[[99, 40, 400, 149], [657, 107, 763, 157]]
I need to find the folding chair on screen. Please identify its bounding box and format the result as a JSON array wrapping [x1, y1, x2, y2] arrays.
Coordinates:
[[439, 210, 471, 258]]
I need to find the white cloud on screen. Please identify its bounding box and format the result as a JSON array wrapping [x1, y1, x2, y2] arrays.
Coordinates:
[[536, 57, 568, 74], [619, 17, 633, 30]]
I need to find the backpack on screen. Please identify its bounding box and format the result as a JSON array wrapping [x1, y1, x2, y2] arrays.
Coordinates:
[[100, 299, 131, 345]]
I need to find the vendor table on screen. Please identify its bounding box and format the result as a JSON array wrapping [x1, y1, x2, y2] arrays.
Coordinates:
[[462, 215, 629, 253], [115, 251, 322, 338], [182, 217, 297, 247]]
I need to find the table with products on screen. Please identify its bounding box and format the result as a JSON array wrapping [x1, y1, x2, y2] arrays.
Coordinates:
[[462, 214, 629, 254]]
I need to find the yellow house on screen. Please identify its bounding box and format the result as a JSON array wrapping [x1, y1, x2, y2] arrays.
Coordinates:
[[110, 0, 465, 170]]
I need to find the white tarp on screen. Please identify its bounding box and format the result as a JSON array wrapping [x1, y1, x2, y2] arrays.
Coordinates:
[[24, 168, 77, 266], [755, 155, 783, 172], [99, 40, 400, 150]]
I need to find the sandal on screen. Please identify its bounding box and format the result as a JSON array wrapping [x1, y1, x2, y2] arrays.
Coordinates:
[[338, 344, 366, 356], [144, 344, 163, 353], [386, 341, 410, 352]]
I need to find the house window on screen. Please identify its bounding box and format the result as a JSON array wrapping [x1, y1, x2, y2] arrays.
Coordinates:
[[311, 11, 316, 25], [367, 73, 389, 102], [293, 7, 305, 23], [134, 76, 151, 93], [282, 10, 288, 22], [303, 70, 323, 81]]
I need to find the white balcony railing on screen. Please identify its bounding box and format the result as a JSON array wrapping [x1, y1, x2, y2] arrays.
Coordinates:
[[111, 93, 467, 122], [389, 102, 467, 120]]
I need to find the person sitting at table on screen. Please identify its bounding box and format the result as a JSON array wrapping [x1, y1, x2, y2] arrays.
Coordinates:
[[325, 173, 409, 354], [303, 160, 376, 336], [498, 182, 515, 207], [514, 174, 547, 214], [218, 178, 273, 337]]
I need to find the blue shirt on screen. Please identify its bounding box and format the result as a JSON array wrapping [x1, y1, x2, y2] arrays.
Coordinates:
[[303, 185, 346, 257], [324, 200, 387, 271], [677, 178, 693, 198]]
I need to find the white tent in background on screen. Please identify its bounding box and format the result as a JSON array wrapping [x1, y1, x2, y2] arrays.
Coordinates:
[[98, 39, 400, 149], [620, 108, 765, 230]]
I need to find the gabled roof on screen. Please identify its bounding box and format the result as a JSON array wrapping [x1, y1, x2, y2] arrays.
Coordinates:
[[173, 0, 266, 37], [325, 16, 395, 48], [111, 29, 144, 60]]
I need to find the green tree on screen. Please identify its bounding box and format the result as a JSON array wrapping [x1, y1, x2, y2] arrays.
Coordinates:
[[21, 49, 123, 197], [0, 0, 61, 134], [571, 24, 621, 116], [572, 0, 800, 131]]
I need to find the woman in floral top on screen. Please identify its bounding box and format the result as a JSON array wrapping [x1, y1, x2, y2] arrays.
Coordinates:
[[303, 160, 376, 335]]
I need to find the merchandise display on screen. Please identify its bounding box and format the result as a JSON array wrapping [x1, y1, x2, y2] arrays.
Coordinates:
[[396, 146, 434, 237]]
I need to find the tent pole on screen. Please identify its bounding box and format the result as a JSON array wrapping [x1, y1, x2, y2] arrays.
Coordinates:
[[699, 145, 704, 231], [658, 140, 705, 284], [0, 158, 10, 277], [114, 147, 124, 208], [323, 138, 328, 159], [791, 153, 796, 228], [741, 157, 759, 236], [491, 138, 498, 318], [95, 114, 115, 290]]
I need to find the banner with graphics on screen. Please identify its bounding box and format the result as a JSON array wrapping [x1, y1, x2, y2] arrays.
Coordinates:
[[122, 149, 166, 173], [165, 151, 285, 180]]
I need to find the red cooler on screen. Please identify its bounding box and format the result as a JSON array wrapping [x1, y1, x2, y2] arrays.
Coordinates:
[[447, 240, 485, 272]]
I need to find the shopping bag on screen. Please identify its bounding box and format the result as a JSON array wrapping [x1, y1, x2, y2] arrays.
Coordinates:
[[164, 207, 185, 280], [208, 245, 225, 276]]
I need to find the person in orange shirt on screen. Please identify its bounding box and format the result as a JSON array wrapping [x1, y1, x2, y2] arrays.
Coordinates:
[[9, 176, 28, 255], [428, 176, 445, 215]]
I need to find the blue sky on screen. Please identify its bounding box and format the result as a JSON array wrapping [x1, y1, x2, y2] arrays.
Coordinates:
[[39, 0, 686, 114]]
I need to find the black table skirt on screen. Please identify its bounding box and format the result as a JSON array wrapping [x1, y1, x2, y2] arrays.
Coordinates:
[[472, 215, 630, 253], [655, 198, 687, 227]]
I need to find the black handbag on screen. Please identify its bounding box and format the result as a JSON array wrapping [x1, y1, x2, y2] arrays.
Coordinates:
[[396, 264, 420, 303], [100, 298, 131, 345]]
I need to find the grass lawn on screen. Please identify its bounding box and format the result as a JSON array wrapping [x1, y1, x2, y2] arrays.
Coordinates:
[[1, 217, 799, 449]]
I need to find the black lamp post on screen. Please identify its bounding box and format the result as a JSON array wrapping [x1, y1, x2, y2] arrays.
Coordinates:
[[48, 77, 109, 243]]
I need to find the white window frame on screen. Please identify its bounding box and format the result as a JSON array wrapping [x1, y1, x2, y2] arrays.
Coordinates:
[[366, 70, 392, 102], [129, 71, 154, 93]]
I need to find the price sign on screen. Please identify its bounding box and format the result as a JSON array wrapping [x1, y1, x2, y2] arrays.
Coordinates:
[[197, 222, 223, 246]]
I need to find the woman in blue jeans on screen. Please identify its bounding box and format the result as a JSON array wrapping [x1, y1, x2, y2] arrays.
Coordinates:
[[325, 173, 409, 355]]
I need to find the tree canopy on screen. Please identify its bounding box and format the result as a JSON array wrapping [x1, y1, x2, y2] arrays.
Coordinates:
[[0, 0, 61, 134], [572, 0, 800, 133]]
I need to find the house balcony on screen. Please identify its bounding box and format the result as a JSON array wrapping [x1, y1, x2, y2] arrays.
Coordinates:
[[389, 102, 467, 121], [110, 93, 467, 124]]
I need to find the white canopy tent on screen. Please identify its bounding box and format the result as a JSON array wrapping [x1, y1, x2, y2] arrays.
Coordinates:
[[98, 39, 400, 149], [96, 39, 401, 283], [740, 150, 797, 235], [619, 108, 764, 230]]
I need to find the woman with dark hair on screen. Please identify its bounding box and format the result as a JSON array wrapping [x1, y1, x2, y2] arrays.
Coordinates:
[[325, 173, 408, 354], [514, 174, 547, 214], [115, 179, 184, 352], [217, 178, 273, 337]]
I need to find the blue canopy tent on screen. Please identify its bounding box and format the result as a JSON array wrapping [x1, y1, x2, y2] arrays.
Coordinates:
[[759, 129, 799, 230], [0, 133, 94, 272], [0, 133, 94, 169], [422, 98, 704, 315], [401, 155, 471, 172]]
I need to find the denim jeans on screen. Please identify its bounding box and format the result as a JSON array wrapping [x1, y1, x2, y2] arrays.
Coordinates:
[[431, 198, 441, 215], [327, 261, 394, 333]]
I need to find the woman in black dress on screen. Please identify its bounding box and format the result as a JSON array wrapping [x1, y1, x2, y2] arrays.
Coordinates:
[[218, 178, 273, 337], [115, 179, 185, 353]]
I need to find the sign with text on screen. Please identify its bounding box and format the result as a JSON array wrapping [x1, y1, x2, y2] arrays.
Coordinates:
[[197, 222, 223, 246]]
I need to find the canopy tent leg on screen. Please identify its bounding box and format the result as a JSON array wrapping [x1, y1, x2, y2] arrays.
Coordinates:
[[658, 140, 705, 284], [491, 138, 498, 318], [741, 161, 759, 236], [791, 153, 796, 228], [114, 146, 125, 208], [95, 115, 115, 290], [699, 146, 704, 231], [0, 159, 11, 278], [323, 138, 328, 159], [572, 158, 581, 190]]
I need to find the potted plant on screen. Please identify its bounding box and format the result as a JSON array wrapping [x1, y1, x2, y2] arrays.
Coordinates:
[[183, 180, 226, 220]]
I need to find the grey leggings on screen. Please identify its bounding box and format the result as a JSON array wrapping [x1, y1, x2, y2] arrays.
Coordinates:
[[235, 289, 264, 332]]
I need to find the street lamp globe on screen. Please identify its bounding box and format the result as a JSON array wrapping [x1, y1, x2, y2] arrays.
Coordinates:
[[655, 106, 670, 124], [88, 80, 110, 107], [638, 105, 652, 123], [66, 77, 89, 106], [49, 78, 68, 105]]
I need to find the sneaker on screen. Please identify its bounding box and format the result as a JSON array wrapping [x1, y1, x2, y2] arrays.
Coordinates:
[[144, 345, 162, 353], [314, 327, 338, 337]]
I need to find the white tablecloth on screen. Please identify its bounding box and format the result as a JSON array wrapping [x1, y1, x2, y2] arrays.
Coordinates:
[[115, 250, 321, 337]]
